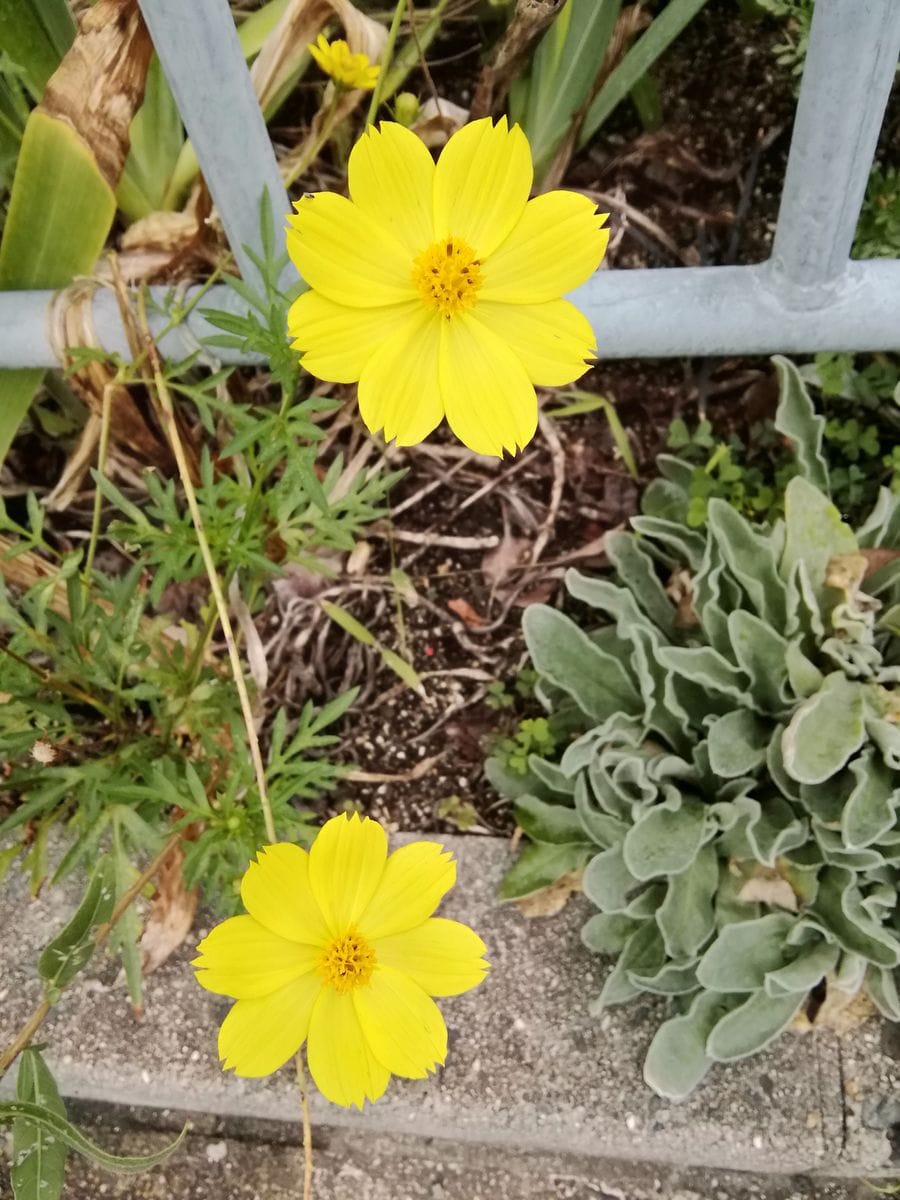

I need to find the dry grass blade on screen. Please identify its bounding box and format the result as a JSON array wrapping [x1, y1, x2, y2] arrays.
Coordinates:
[[470, 0, 565, 120]]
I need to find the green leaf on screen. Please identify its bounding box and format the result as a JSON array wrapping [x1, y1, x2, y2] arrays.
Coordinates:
[[696, 912, 796, 992], [0, 0, 74, 100], [706, 499, 787, 628], [706, 710, 770, 779], [764, 939, 838, 997], [622, 797, 707, 881], [605, 531, 675, 634], [782, 673, 866, 785], [772, 356, 829, 492], [581, 911, 642, 955], [643, 989, 730, 1100], [12, 1049, 67, 1200], [812, 866, 900, 969], [0, 1101, 187, 1174], [867, 966, 900, 1021], [38, 856, 116, 994], [497, 840, 590, 901], [320, 601, 423, 694], [582, 844, 640, 912], [657, 841, 718, 959], [580, 0, 712, 146], [841, 748, 897, 851], [705, 988, 804, 1062], [591, 920, 664, 1012], [523, 604, 641, 721], [514, 794, 585, 845], [780, 477, 857, 610], [725, 609, 790, 714]]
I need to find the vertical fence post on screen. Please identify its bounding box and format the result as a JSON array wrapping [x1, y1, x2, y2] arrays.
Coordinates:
[[136, 0, 293, 296], [769, 0, 900, 293]]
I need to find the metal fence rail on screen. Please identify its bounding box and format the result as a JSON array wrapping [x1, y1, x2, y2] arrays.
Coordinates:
[[0, 0, 897, 368]]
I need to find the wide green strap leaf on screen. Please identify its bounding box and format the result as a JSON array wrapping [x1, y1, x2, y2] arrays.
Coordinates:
[[696, 912, 796, 993], [782, 673, 866, 785], [522, 604, 641, 720], [643, 989, 730, 1100], [657, 841, 718, 960], [0, 1101, 187, 1174], [514, 793, 585, 845], [497, 840, 591, 901], [0, 0, 75, 100], [116, 56, 184, 220], [772, 356, 829, 493], [12, 1050, 67, 1200], [705, 988, 804, 1062], [0, 110, 117, 463], [580, 0, 712, 146]]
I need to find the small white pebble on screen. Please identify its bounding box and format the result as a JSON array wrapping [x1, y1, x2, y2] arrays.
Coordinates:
[[625, 1114, 638, 1132], [752, 1135, 763, 1149], [206, 1140, 227, 1164]]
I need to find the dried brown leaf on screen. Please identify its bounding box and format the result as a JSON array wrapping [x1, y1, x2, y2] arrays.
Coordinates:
[[515, 868, 583, 918], [482, 531, 530, 591], [447, 597, 487, 627], [140, 847, 200, 976]]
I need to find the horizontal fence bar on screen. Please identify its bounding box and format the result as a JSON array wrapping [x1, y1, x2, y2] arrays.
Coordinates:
[[137, 0, 292, 296], [770, 0, 900, 291], [3, 260, 899, 369]]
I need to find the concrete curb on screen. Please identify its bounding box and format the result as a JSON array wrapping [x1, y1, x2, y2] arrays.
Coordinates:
[[0, 835, 897, 1181]]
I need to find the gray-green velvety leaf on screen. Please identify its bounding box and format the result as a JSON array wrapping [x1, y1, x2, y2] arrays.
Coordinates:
[[523, 605, 641, 720], [514, 794, 587, 845], [772, 356, 829, 492], [12, 1050, 67, 1200], [784, 559, 826, 644], [867, 717, 900, 769], [657, 842, 718, 959], [484, 756, 554, 802], [528, 758, 577, 798], [591, 920, 665, 1013], [656, 645, 753, 707], [867, 967, 900, 1021], [705, 989, 805, 1062], [581, 911, 642, 955], [726, 610, 790, 713], [707, 710, 770, 779], [707, 499, 787, 627], [764, 940, 839, 997], [605, 531, 675, 635], [767, 726, 801, 801], [813, 867, 900, 968], [654, 454, 696, 490], [643, 990, 732, 1101], [640, 477, 690, 523], [841, 749, 897, 850], [782, 673, 866, 784], [780, 477, 857, 610], [623, 798, 707, 881], [498, 840, 591, 901], [583, 844, 640, 912], [629, 516, 706, 570], [784, 641, 824, 699], [574, 775, 629, 848], [628, 958, 699, 995], [744, 795, 808, 866], [856, 486, 900, 549], [696, 912, 796, 992]]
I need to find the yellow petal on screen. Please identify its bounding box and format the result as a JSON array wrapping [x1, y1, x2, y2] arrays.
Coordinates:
[[372, 917, 489, 997], [349, 122, 436, 257], [474, 297, 596, 386], [439, 312, 537, 457], [353, 965, 447, 1078], [309, 813, 388, 936], [286, 192, 414, 308], [480, 191, 609, 304], [433, 117, 532, 258], [357, 307, 444, 445], [306, 986, 390, 1108], [218, 972, 322, 1077], [288, 290, 420, 384], [193, 914, 319, 999], [240, 843, 331, 947], [357, 840, 455, 940]]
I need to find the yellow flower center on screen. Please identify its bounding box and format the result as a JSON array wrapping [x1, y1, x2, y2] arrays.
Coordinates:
[[316, 930, 376, 994], [411, 236, 484, 318]]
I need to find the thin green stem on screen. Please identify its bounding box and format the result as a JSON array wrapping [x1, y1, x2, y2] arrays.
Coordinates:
[[283, 90, 342, 190], [139, 308, 277, 844], [367, 0, 408, 125], [82, 382, 114, 591], [295, 1051, 314, 1200]]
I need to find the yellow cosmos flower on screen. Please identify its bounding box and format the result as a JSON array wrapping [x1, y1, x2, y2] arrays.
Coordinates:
[[307, 34, 380, 91], [193, 813, 489, 1109], [286, 117, 609, 458]]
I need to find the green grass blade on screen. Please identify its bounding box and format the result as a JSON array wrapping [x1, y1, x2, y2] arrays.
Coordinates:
[[0, 0, 74, 101], [0, 109, 116, 463], [116, 56, 185, 221], [511, 0, 622, 180], [579, 0, 712, 147]]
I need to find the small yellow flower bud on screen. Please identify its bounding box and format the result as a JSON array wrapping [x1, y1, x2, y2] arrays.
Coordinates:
[[393, 92, 420, 128]]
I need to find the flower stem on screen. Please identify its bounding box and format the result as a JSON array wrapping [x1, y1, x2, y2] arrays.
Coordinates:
[[81, 380, 114, 591], [283, 89, 342, 190], [366, 0, 408, 126], [295, 1051, 314, 1200], [141, 331, 277, 844]]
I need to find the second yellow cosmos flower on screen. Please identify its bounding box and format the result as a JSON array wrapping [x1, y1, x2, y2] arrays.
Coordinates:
[[286, 118, 609, 458], [193, 813, 489, 1109]]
